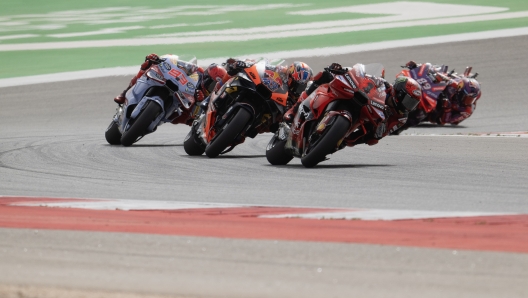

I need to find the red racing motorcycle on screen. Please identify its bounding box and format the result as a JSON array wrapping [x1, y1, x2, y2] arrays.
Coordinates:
[[266, 63, 387, 168]]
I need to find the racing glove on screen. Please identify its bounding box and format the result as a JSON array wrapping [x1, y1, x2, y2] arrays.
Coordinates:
[[140, 53, 160, 70], [226, 58, 247, 75], [195, 90, 205, 102], [405, 60, 418, 69]]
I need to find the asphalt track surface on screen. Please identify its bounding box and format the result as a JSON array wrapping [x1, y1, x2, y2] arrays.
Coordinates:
[[1, 36, 527, 297]]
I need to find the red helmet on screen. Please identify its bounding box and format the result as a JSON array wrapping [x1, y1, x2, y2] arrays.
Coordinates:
[[287, 61, 313, 97], [202, 63, 227, 96], [392, 77, 422, 113], [458, 78, 481, 106]]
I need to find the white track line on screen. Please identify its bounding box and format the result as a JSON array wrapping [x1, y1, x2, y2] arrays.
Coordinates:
[[1, 27, 528, 88], [13, 199, 242, 211], [260, 209, 513, 221], [8, 198, 516, 220], [403, 132, 528, 138]]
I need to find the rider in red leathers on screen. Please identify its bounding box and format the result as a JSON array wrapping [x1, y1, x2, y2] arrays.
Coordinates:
[[283, 63, 422, 146], [349, 75, 422, 146], [113, 53, 226, 126]]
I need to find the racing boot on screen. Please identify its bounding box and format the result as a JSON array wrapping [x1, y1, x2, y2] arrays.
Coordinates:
[[113, 76, 139, 105]]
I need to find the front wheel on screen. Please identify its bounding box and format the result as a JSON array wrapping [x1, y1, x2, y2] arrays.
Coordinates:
[[183, 129, 205, 156], [120, 101, 162, 147], [105, 121, 121, 145], [266, 134, 293, 165], [301, 116, 349, 168], [205, 108, 251, 158]]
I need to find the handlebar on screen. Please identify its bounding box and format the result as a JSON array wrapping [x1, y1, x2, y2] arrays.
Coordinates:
[[324, 67, 347, 75]]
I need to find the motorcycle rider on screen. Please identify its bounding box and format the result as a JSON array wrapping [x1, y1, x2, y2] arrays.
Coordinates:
[[283, 62, 422, 146], [113, 53, 226, 125], [352, 75, 422, 145], [430, 76, 481, 125], [403, 60, 481, 126], [219, 58, 314, 110]]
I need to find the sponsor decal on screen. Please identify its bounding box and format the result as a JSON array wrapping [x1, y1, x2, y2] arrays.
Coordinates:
[[262, 70, 282, 91], [169, 68, 188, 85], [343, 74, 357, 89], [146, 66, 164, 81], [162, 62, 171, 71], [178, 75, 188, 85], [343, 88, 355, 94], [413, 89, 422, 97], [169, 68, 182, 77], [249, 71, 257, 80], [187, 82, 195, 90], [398, 117, 408, 123], [370, 100, 385, 110]]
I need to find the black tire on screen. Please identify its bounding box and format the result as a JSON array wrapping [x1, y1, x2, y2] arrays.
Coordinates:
[[105, 121, 122, 145], [120, 101, 162, 147], [266, 134, 293, 165], [205, 108, 251, 158], [183, 129, 205, 156], [301, 116, 349, 168]]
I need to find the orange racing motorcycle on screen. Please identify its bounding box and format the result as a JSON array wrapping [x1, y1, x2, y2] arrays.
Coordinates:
[[184, 59, 288, 157], [266, 63, 388, 168]]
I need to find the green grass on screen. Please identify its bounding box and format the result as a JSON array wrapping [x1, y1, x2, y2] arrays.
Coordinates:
[[1, 0, 527, 78]]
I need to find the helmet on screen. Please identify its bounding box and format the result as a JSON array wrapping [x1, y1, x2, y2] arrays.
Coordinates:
[[457, 78, 481, 106], [202, 63, 227, 96], [391, 77, 422, 113], [287, 61, 313, 97]]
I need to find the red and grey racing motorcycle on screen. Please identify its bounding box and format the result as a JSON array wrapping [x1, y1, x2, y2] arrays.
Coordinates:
[[105, 55, 201, 146], [266, 63, 387, 168]]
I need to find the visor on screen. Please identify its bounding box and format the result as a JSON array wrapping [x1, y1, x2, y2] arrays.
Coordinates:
[[400, 93, 420, 112]]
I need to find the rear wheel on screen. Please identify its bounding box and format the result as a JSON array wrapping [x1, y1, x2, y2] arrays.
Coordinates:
[[205, 108, 251, 158], [105, 121, 121, 145], [301, 116, 349, 168], [183, 129, 205, 156], [266, 134, 293, 165], [120, 101, 162, 147]]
